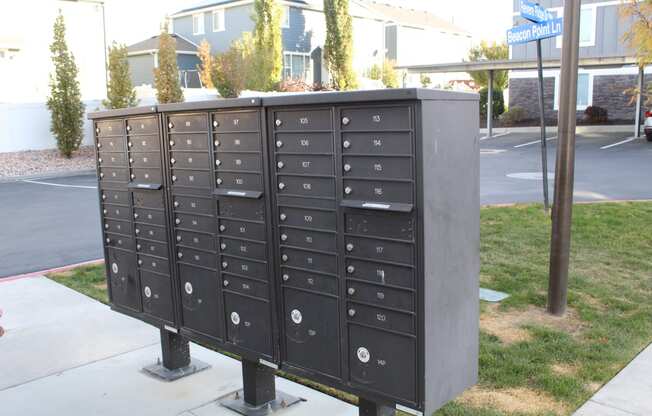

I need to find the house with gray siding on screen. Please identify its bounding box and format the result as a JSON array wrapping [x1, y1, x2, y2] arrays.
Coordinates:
[[509, 0, 646, 122]]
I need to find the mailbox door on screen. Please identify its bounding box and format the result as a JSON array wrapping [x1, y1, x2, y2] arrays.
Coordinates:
[[179, 264, 222, 339], [107, 249, 141, 312]]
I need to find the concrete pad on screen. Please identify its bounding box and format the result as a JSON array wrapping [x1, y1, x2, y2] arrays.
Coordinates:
[[0, 276, 158, 390], [574, 400, 641, 416]]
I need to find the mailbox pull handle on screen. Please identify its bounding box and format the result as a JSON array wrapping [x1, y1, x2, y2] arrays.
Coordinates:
[[340, 200, 413, 213], [213, 189, 263, 199]]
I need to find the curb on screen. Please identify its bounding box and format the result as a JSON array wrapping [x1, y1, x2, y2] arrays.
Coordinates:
[[0, 259, 104, 283], [0, 169, 96, 184], [481, 199, 652, 208], [479, 125, 638, 134]]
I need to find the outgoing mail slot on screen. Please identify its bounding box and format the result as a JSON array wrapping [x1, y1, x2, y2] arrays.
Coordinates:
[[99, 167, 128, 184], [102, 189, 129, 206], [168, 114, 208, 132], [140, 271, 174, 324], [179, 264, 222, 339], [224, 293, 273, 356], [277, 176, 335, 198], [221, 256, 267, 280], [276, 154, 333, 176], [283, 288, 340, 378], [98, 136, 126, 152], [223, 274, 269, 300], [98, 151, 127, 167], [342, 156, 412, 180], [218, 218, 266, 240], [345, 236, 414, 265], [281, 267, 338, 296], [132, 190, 164, 209], [342, 132, 412, 156], [346, 302, 415, 334], [176, 230, 216, 252], [135, 223, 167, 243], [280, 247, 337, 275], [216, 153, 262, 172], [218, 197, 265, 221], [175, 213, 216, 233], [129, 152, 160, 169], [96, 120, 125, 137], [127, 116, 158, 135], [178, 247, 217, 270], [216, 172, 263, 192], [274, 133, 333, 154], [341, 106, 411, 131], [168, 133, 209, 151], [220, 237, 266, 261], [107, 249, 141, 312], [137, 254, 170, 275], [170, 169, 212, 189], [133, 207, 165, 226], [346, 259, 414, 290], [131, 168, 162, 184], [102, 204, 131, 221], [170, 151, 210, 170], [137, 239, 168, 259], [348, 325, 417, 403], [103, 218, 132, 236], [343, 180, 413, 205], [213, 111, 259, 132], [346, 281, 414, 312], [128, 135, 159, 152], [214, 132, 261, 152], [279, 227, 336, 253], [345, 211, 414, 241], [278, 206, 336, 231], [173, 195, 214, 216], [105, 233, 135, 251], [274, 109, 332, 131]]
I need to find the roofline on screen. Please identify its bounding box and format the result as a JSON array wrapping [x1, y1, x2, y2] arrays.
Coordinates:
[[174, 33, 200, 48], [127, 49, 199, 56], [170, 0, 322, 18]]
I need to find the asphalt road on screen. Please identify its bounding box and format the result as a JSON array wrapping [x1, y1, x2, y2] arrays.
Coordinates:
[[0, 131, 650, 278]]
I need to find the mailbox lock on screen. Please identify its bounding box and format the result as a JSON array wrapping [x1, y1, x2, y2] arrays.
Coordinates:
[[95, 127, 100, 134], [231, 312, 240, 325], [280, 213, 287, 221], [347, 265, 355, 274], [184, 282, 193, 295], [178, 252, 183, 259], [214, 140, 220, 147], [172, 175, 177, 182], [347, 287, 356, 296], [343, 140, 351, 149], [97, 143, 102, 148], [342, 117, 351, 126], [220, 225, 227, 232], [277, 161, 284, 169], [220, 243, 227, 250], [98, 158, 103, 163], [290, 309, 302, 324], [276, 140, 283, 148], [175, 218, 181, 225], [223, 280, 229, 287], [281, 254, 288, 262], [127, 141, 132, 148], [102, 194, 106, 200], [168, 122, 174, 129], [126, 125, 131, 132], [346, 243, 354, 252], [104, 224, 109, 230], [216, 178, 223, 185], [278, 182, 286, 190], [105, 238, 111, 244], [280, 234, 288, 242], [344, 164, 352, 172], [135, 228, 140, 235], [213, 120, 219, 127], [129, 158, 134, 164], [144, 286, 152, 298], [99, 173, 104, 178], [216, 160, 222, 166], [170, 158, 176, 165], [103, 209, 108, 215], [222, 261, 228, 269], [356, 347, 370, 363], [348, 308, 356, 317], [130, 174, 136, 180], [138, 259, 143, 266], [282, 274, 290, 282], [176, 235, 182, 242], [344, 187, 353, 195], [275, 119, 283, 127], [174, 201, 180, 208], [169, 140, 175, 147], [136, 244, 142, 250]]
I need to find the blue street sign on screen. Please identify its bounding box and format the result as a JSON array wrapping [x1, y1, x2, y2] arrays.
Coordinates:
[[507, 18, 563, 45], [519, 0, 555, 23]]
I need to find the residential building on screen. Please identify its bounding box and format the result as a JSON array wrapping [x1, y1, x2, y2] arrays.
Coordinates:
[[509, 0, 646, 122], [126, 0, 473, 88]]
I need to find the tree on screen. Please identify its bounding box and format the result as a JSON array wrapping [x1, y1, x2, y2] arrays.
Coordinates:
[[197, 39, 214, 89], [154, 24, 184, 104], [211, 34, 256, 98], [367, 63, 382, 80], [251, 0, 283, 90], [103, 42, 138, 109], [382, 59, 399, 88], [420, 74, 432, 88], [47, 13, 85, 158], [324, 0, 357, 90], [621, 1, 652, 104], [467, 41, 508, 90]]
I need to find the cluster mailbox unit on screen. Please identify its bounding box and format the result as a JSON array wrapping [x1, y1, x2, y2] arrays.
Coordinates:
[[89, 89, 479, 416]]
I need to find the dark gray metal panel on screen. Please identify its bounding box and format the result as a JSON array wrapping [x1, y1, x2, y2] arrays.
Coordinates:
[[262, 89, 478, 107], [158, 97, 261, 112], [88, 105, 158, 120], [419, 99, 479, 414]]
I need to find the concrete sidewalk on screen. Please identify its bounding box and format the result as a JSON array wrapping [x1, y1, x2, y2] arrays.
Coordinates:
[[574, 343, 652, 416], [0, 276, 355, 416]]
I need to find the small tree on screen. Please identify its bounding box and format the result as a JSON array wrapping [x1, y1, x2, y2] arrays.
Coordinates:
[[420, 74, 432, 88], [381, 59, 399, 88], [367, 63, 382, 80], [154, 24, 184, 104], [324, 0, 357, 90], [212, 34, 255, 98], [252, 0, 283, 90], [467, 41, 508, 90], [197, 39, 214, 88], [621, 1, 652, 104], [47, 13, 85, 158], [103, 42, 138, 109]]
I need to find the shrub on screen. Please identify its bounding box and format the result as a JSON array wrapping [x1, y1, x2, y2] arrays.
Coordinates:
[[277, 79, 313, 92], [367, 64, 382, 80], [499, 106, 528, 126], [324, 0, 357, 90], [103, 42, 138, 109], [252, 0, 283, 90], [420, 74, 431, 88], [382, 59, 399, 88], [584, 106, 608, 124], [211, 35, 254, 98], [479, 87, 505, 120], [154, 26, 184, 104], [197, 39, 214, 89]]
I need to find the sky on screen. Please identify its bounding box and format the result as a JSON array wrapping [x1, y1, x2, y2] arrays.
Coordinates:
[[102, 0, 514, 46]]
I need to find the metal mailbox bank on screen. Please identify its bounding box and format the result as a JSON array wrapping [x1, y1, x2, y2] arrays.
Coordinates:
[[89, 89, 479, 416]]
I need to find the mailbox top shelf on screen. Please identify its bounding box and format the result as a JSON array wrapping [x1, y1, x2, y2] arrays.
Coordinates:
[[159, 97, 262, 113], [88, 105, 157, 120]]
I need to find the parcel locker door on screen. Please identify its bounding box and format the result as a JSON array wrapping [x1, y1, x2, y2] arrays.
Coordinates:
[[224, 292, 273, 356], [178, 264, 222, 339], [140, 271, 174, 324], [283, 289, 340, 378], [107, 249, 141, 312]]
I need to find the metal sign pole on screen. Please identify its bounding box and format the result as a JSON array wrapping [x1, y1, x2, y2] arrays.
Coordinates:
[[536, 39, 550, 212], [548, 0, 582, 316]]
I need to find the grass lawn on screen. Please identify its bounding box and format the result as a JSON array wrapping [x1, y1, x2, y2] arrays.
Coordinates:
[[48, 202, 652, 416]]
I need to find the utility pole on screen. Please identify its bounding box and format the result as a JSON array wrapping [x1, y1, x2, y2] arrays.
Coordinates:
[[548, 0, 582, 316]]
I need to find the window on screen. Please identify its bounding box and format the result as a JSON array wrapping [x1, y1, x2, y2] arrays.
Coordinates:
[[193, 13, 205, 35], [213, 9, 225, 32], [283, 52, 311, 81], [555, 6, 596, 48], [554, 73, 592, 111], [281, 6, 290, 28]]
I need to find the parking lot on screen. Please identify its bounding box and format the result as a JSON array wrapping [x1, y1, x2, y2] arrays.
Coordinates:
[[0, 130, 650, 278]]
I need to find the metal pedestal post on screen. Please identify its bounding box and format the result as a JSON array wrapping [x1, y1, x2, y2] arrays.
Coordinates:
[[220, 360, 302, 415], [358, 397, 396, 416], [142, 328, 210, 381]]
